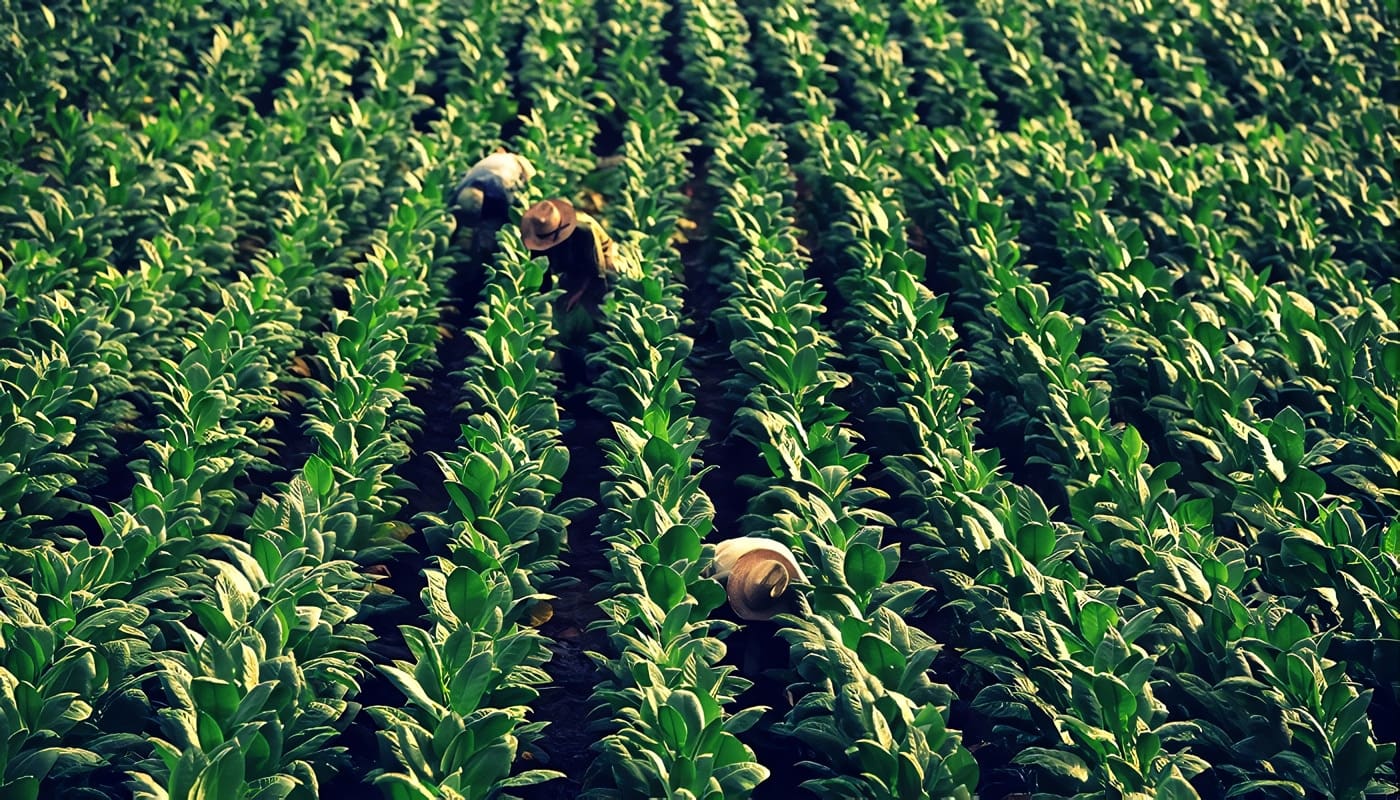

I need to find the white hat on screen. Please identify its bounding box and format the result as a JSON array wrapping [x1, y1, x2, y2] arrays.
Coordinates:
[[712, 537, 804, 621]]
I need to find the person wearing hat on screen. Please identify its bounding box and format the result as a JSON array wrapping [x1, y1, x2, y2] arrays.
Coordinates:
[[520, 198, 640, 380], [710, 536, 806, 688], [520, 198, 638, 307], [710, 536, 806, 621]]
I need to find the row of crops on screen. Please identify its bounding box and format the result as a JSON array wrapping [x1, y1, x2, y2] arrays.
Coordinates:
[[1, 0, 1397, 797]]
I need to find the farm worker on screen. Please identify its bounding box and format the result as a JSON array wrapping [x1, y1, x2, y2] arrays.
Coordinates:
[[449, 150, 536, 258], [710, 537, 806, 621], [443, 150, 536, 303], [451, 150, 536, 222], [520, 198, 641, 349], [520, 198, 639, 308]]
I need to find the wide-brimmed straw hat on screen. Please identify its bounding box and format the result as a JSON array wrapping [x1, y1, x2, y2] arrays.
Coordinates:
[[712, 537, 804, 621], [520, 199, 578, 251]]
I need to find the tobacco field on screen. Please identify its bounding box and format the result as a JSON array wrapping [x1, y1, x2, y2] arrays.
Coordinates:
[[1, 0, 1398, 797]]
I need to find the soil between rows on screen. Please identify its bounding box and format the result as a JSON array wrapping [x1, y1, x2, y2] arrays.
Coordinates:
[[516, 380, 611, 799]]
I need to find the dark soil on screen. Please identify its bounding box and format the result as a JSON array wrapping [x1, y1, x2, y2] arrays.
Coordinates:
[[680, 223, 757, 544], [676, 157, 814, 795], [516, 380, 613, 798], [59, 409, 149, 545], [321, 236, 479, 793], [459, 126, 818, 793]]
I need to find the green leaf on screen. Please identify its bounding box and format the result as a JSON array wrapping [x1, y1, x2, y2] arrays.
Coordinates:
[[656, 524, 702, 566], [1080, 600, 1117, 648], [1247, 427, 1287, 482], [461, 452, 499, 501], [1383, 519, 1400, 556], [169, 447, 195, 480], [245, 776, 297, 800], [1093, 674, 1138, 732], [994, 290, 1032, 334], [190, 677, 240, 724], [1270, 407, 1306, 468], [668, 690, 707, 749], [460, 740, 514, 794], [715, 761, 768, 796], [843, 543, 885, 597], [448, 652, 494, 716], [1093, 627, 1132, 672], [856, 634, 905, 686], [1156, 770, 1202, 800], [1224, 780, 1305, 798], [792, 345, 819, 386], [495, 770, 567, 789], [1380, 340, 1400, 378], [658, 704, 689, 751], [722, 706, 766, 735], [1334, 726, 1387, 791], [896, 751, 925, 799], [642, 434, 680, 468], [1281, 652, 1319, 708], [499, 506, 544, 541], [191, 745, 246, 800], [1, 777, 39, 800], [370, 773, 433, 800], [1016, 523, 1055, 563], [191, 393, 226, 436], [196, 710, 226, 751], [446, 567, 489, 627], [1013, 746, 1090, 781], [688, 579, 727, 616], [853, 739, 899, 785], [645, 564, 686, 610], [303, 455, 334, 496], [1272, 614, 1310, 649], [443, 482, 475, 521]]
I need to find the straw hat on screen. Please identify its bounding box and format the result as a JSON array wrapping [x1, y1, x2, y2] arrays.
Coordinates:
[[712, 537, 804, 621], [520, 199, 578, 251]]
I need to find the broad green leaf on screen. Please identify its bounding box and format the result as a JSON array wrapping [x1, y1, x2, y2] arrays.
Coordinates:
[[303, 455, 334, 496], [656, 524, 702, 565], [1225, 780, 1305, 798], [1156, 770, 1202, 800], [446, 567, 489, 627], [843, 543, 885, 597], [1080, 600, 1117, 648], [668, 690, 708, 744], [856, 634, 905, 686], [1016, 523, 1055, 563], [499, 506, 545, 541], [722, 706, 766, 735], [496, 769, 567, 789], [1379, 518, 1400, 556], [1270, 407, 1306, 468], [190, 677, 240, 724], [853, 739, 898, 785], [1013, 747, 1089, 781], [191, 745, 246, 800], [1, 777, 39, 800], [645, 564, 686, 609], [658, 703, 689, 751], [448, 652, 494, 716]]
